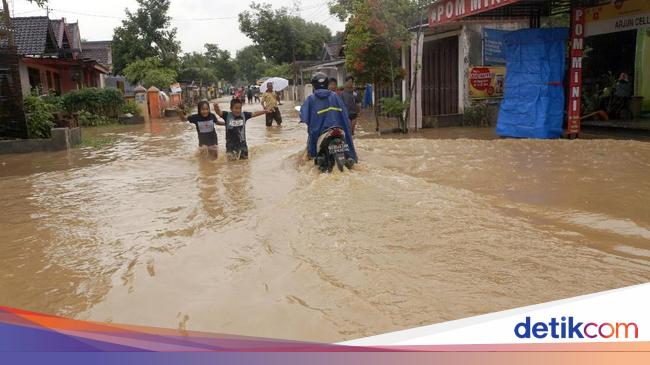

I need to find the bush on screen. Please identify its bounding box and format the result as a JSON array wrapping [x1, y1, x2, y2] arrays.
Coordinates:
[[24, 96, 55, 139], [121, 99, 141, 116], [380, 96, 408, 131], [463, 102, 498, 127], [62, 88, 124, 117], [77, 110, 114, 127]]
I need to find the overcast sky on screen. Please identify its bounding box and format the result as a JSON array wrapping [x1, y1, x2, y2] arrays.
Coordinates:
[[9, 0, 344, 56]]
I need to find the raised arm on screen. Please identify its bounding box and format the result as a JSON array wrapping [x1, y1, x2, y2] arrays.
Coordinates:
[[250, 110, 269, 119]]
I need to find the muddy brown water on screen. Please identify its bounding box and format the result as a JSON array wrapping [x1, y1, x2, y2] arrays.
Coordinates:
[[1, 99, 649, 342]]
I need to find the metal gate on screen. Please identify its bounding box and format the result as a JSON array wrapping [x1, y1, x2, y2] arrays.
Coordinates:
[[421, 36, 459, 116]]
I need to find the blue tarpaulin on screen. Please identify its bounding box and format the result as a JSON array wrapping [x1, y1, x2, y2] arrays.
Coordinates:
[[496, 28, 569, 139]]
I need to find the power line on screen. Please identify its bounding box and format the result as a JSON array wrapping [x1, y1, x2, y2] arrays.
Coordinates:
[[46, 8, 238, 21]]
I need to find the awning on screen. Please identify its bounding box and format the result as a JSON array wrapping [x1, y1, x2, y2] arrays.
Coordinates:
[[428, 0, 524, 27]]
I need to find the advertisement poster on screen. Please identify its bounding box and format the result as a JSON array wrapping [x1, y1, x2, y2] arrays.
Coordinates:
[[468, 66, 505, 98], [483, 29, 509, 65]]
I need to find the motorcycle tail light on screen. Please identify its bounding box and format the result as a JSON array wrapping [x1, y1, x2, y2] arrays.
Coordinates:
[[330, 129, 343, 137]]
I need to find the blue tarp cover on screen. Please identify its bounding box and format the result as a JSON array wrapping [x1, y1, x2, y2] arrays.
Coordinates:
[[496, 28, 569, 139]]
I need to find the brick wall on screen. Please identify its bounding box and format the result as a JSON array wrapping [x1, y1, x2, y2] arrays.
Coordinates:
[[0, 47, 28, 139]]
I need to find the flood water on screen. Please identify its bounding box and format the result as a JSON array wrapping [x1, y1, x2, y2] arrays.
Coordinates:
[[1, 99, 649, 342]]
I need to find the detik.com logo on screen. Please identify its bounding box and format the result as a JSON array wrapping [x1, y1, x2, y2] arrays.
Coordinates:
[[515, 317, 639, 339]]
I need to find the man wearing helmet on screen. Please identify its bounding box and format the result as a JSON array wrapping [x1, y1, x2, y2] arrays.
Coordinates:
[[299, 72, 358, 163]]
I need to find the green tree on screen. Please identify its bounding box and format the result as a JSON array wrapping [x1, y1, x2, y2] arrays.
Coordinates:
[[235, 45, 273, 84], [178, 52, 218, 85], [123, 57, 177, 90], [343, 0, 419, 131], [263, 63, 292, 79], [239, 2, 332, 64], [204, 43, 238, 83], [112, 0, 180, 75]]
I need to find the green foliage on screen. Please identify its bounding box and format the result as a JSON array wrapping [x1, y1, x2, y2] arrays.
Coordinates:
[[204, 44, 239, 83], [62, 88, 125, 118], [344, 0, 414, 87], [111, 0, 180, 75], [77, 110, 114, 127], [122, 99, 141, 116], [263, 63, 292, 79], [23, 95, 55, 139], [462, 102, 497, 127], [178, 52, 218, 84], [380, 96, 407, 117], [380, 95, 408, 131], [239, 2, 332, 64], [40, 94, 63, 111], [123, 57, 177, 90], [236, 45, 272, 84]]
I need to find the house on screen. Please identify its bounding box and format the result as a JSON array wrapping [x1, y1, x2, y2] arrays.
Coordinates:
[[301, 42, 347, 85], [8, 16, 109, 98]]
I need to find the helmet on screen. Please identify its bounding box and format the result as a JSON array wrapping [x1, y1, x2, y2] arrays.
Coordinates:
[[311, 72, 329, 90]]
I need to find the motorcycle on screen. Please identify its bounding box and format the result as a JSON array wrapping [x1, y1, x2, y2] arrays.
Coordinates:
[[314, 128, 355, 173]]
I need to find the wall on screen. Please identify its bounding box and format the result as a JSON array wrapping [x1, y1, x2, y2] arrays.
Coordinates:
[[0, 127, 81, 154], [0, 49, 28, 139], [18, 61, 30, 97], [460, 22, 529, 112]]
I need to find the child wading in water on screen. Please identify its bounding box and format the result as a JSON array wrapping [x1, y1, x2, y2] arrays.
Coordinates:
[[180, 100, 223, 160], [213, 98, 267, 160]]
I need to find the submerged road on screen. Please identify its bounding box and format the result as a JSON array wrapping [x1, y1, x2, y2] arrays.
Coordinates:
[[1, 98, 649, 341]]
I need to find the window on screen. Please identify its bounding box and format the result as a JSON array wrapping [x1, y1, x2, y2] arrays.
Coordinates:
[[27, 67, 42, 94], [0, 69, 9, 102]]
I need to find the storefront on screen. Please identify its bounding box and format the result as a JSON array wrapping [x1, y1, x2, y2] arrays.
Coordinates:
[[409, 0, 650, 135], [580, 0, 650, 124]]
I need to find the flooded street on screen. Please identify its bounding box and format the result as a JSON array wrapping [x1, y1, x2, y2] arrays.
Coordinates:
[[1, 99, 650, 342]]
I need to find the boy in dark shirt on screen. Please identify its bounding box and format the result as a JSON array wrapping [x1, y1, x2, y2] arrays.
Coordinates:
[[213, 98, 267, 160], [179, 100, 223, 160]]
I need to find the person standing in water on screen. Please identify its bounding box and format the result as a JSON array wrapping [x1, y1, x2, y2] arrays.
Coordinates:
[[179, 100, 223, 160], [213, 98, 269, 160], [340, 76, 362, 135], [328, 77, 338, 93], [261, 82, 282, 127]]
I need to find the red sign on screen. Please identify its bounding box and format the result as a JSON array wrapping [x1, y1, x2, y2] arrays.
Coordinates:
[[567, 7, 585, 136], [469, 68, 492, 90], [429, 0, 522, 27]]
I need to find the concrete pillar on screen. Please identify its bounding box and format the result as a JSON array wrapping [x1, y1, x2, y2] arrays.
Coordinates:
[[147, 86, 161, 119], [134, 85, 150, 123]]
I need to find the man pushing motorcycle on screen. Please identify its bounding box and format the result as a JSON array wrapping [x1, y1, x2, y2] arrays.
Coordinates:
[[300, 73, 358, 172]]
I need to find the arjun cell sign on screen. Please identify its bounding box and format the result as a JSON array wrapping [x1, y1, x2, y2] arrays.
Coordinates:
[[429, 0, 521, 27], [585, 0, 650, 37], [468, 66, 505, 98]]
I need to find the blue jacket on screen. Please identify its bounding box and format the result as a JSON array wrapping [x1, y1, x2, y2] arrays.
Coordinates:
[[300, 89, 358, 162]]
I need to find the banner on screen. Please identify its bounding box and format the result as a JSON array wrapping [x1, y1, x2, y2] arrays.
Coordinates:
[[483, 29, 509, 65], [468, 66, 505, 98], [567, 7, 586, 136], [585, 0, 650, 37], [428, 0, 521, 27]]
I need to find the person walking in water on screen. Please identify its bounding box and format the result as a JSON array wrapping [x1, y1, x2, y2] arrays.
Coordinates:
[[246, 87, 254, 104], [179, 100, 223, 160], [261, 82, 282, 127], [213, 98, 268, 160]]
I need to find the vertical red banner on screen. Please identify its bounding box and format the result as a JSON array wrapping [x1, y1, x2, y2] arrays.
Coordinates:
[[567, 7, 585, 137]]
